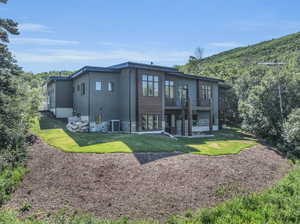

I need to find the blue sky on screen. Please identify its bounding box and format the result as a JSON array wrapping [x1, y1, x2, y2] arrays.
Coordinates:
[[1, 0, 300, 73]]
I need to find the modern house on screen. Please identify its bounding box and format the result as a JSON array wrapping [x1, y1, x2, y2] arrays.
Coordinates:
[[47, 62, 226, 136]]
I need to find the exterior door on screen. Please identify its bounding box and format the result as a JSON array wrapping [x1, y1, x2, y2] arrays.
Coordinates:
[[165, 114, 176, 134], [165, 114, 171, 133]]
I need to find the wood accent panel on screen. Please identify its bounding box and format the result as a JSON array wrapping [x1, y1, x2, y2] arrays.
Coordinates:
[[136, 69, 164, 131], [198, 81, 212, 107]]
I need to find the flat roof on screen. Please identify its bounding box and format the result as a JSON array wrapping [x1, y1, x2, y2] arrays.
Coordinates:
[[109, 61, 178, 73]]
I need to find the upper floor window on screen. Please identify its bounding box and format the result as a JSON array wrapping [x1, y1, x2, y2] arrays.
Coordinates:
[[108, 81, 114, 92], [77, 84, 80, 91], [164, 80, 174, 99], [81, 83, 85, 96], [200, 85, 211, 100], [179, 84, 188, 105], [96, 81, 102, 91], [142, 74, 159, 96]]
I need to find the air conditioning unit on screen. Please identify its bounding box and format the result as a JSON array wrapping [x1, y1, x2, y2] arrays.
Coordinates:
[[109, 120, 121, 132]]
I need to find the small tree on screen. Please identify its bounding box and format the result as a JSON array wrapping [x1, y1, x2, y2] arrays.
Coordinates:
[[187, 47, 204, 74], [282, 108, 300, 157]]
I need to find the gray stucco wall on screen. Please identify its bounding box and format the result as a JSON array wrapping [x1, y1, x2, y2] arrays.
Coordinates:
[[72, 69, 137, 131], [55, 80, 73, 108], [73, 73, 90, 116], [89, 71, 121, 122], [212, 83, 219, 126], [47, 82, 56, 109], [64, 67, 220, 131], [119, 68, 136, 122], [185, 79, 197, 106]]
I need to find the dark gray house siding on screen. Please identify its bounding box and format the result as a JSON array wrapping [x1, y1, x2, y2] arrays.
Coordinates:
[[212, 83, 219, 127], [89, 71, 121, 121], [47, 79, 73, 118], [47, 62, 226, 134], [56, 81, 73, 108], [47, 82, 55, 111], [119, 68, 137, 131], [73, 73, 89, 116]]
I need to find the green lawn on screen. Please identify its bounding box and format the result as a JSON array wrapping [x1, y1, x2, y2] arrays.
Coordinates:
[[31, 114, 257, 155]]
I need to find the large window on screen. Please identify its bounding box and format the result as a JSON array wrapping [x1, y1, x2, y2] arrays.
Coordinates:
[[178, 84, 188, 105], [164, 80, 174, 99], [200, 85, 211, 100], [142, 114, 160, 130], [81, 83, 85, 96], [142, 74, 159, 96]]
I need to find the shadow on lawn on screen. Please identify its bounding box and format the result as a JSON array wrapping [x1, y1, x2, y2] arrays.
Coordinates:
[[38, 113, 263, 164], [38, 113, 198, 164]]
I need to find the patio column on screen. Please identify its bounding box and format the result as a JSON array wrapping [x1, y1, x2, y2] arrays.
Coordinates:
[[187, 96, 192, 136], [181, 109, 185, 136]]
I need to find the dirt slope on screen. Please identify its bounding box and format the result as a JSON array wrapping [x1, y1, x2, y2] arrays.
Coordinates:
[[5, 140, 292, 221]]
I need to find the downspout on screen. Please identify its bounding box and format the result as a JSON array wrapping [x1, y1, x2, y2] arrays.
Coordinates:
[[88, 72, 91, 132], [54, 80, 57, 116], [135, 68, 139, 132], [129, 70, 131, 133]]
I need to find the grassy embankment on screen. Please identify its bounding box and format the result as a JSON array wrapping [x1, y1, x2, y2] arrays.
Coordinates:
[[32, 115, 257, 156]]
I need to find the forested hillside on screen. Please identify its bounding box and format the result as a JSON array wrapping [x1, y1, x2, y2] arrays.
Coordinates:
[[180, 31, 300, 77], [35, 70, 73, 79], [180, 32, 300, 158]]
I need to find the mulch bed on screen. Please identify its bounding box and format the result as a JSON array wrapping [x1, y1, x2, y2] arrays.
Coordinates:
[[4, 139, 292, 221]]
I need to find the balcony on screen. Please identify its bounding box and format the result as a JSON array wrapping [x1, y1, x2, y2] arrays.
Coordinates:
[[165, 97, 212, 111], [198, 99, 211, 107], [165, 98, 187, 108]]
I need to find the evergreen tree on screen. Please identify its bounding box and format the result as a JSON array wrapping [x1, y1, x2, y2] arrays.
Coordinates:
[[0, 0, 39, 170]]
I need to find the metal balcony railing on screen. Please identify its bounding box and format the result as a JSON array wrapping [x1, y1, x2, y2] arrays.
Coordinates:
[[165, 97, 212, 108]]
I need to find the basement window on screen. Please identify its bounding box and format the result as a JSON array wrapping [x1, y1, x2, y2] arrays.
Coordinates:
[[142, 114, 160, 130]]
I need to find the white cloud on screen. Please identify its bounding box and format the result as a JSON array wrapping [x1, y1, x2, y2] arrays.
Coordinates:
[[97, 41, 118, 47], [208, 42, 243, 48], [11, 37, 80, 46], [18, 23, 52, 33], [13, 48, 191, 64]]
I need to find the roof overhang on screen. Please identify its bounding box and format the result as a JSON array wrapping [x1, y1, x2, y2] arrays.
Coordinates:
[[109, 61, 178, 73], [167, 72, 224, 83], [69, 66, 120, 79], [47, 61, 225, 84]]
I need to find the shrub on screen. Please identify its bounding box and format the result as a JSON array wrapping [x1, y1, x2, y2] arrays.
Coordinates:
[[0, 166, 27, 206], [282, 108, 300, 158]]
